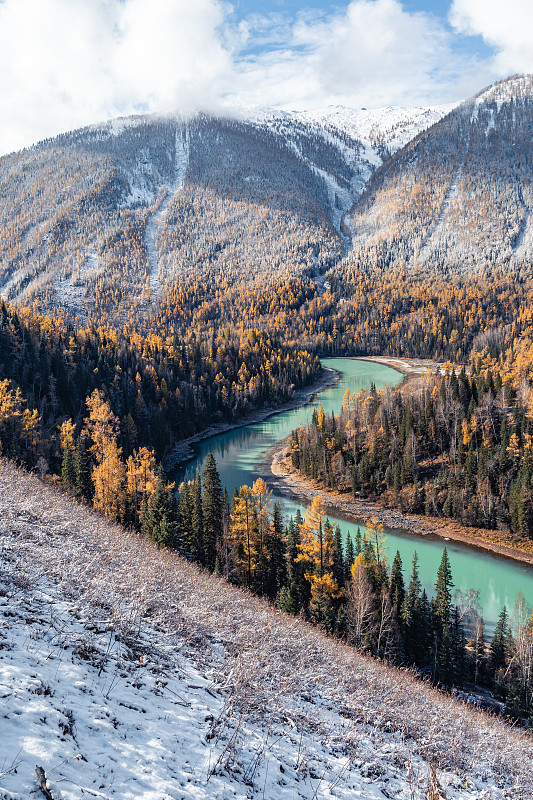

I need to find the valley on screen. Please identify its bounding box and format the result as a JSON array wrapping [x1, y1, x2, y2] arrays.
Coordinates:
[[2, 71, 533, 797], [174, 357, 533, 632]]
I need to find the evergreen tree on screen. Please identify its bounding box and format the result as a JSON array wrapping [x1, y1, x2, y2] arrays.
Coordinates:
[[61, 444, 75, 492], [277, 584, 300, 615], [401, 552, 421, 664], [141, 476, 178, 547], [332, 524, 344, 588], [433, 547, 454, 627], [264, 502, 287, 600], [490, 605, 512, 683], [202, 453, 223, 571], [389, 550, 405, 613], [344, 533, 355, 580], [74, 435, 92, 500], [191, 475, 205, 565], [177, 480, 194, 555]]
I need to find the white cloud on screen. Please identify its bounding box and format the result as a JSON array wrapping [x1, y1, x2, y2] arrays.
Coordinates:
[[225, 0, 491, 111], [0, 0, 507, 155], [0, 0, 232, 154], [450, 0, 533, 75]]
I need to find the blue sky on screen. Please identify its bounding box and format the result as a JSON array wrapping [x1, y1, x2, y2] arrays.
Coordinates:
[[0, 0, 531, 155], [231, 0, 492, 62]]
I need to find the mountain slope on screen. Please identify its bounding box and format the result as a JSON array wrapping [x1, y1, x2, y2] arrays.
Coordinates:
[[343, 74, 533, 274], [0, 103, 451, 321], [243, 103, 453, 235], [1, 457, 532, 799]]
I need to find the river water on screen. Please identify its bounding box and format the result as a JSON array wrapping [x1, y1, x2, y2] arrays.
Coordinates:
[[175, 358, 533, 631]]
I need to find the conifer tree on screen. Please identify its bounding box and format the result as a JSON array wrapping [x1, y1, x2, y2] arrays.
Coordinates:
[[202, 453, 223, 571], [333, 524, 344, 588], [74, 435, 92, 500], [59, 418, 76, 492], [344, 533, 355, 580], [191, 475, 205, 565], [231, 485, 256, 588], [61, 443, 75, 492], [389, 550, 405, 613], [141, 474, 178, 547], [433, 547, 454, 627], [264, 502, 287, 600], [490, 605, 512, 682], [401, 552, 422, 663], [177, 480, 194, 555]]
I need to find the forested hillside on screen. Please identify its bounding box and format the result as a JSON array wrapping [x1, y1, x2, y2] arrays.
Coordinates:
[[2, 458, 532, 799], [0, 100, 452, 323], [0, 115, 342, 319], [0, 299, 319, 480], [344, 75, 533, 273]]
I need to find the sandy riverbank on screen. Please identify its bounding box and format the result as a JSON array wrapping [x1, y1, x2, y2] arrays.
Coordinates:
[[163, 366, 340, 471], [262, 443, 533, 566], [357, 356, 448, 376], [257, 354, 533, 567]]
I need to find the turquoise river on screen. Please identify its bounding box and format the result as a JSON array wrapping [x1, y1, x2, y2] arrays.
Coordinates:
[[176, 358, 533, 632]]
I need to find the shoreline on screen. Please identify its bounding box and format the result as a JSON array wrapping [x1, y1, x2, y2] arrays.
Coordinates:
[[261, 440, 533, 568], [163, 366, 340, 471], [168, 352, 533, 568]]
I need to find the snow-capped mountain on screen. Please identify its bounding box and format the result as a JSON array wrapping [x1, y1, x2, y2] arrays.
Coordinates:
[[1, 76, 532, 321], [240, 103, 454, 233], [342, 74, 533, 274], [0, 100, 451, 319]]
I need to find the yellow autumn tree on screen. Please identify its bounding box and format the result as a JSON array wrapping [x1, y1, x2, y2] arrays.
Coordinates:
[[92, 438, 127, 520], [230, 485, 258, 588], [84, 389, 126, 519], [251, 477, 272, 593], [296, 496, 342, 609], [126, 446, 159, 521], [59, 418, 76, 451]]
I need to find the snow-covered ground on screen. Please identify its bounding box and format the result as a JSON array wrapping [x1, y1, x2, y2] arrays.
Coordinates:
[[473, 74, 533, 112], [294, 104, 455, 153], [1, 458, 532, 799]]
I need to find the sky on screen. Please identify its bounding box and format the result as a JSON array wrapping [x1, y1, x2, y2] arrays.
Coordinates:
[[0, 0, 531, 155]]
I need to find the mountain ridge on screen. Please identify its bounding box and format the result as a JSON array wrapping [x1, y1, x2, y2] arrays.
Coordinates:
[[0, 75, 532, 322]]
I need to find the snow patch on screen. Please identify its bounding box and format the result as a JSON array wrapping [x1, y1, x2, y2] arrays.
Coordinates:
[[0, 476, 526, 800], [144, 131, 189, 300]]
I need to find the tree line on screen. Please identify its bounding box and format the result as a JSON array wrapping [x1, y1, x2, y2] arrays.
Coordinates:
[[291, 363, 533, 539], [144, 453, 533, 723]]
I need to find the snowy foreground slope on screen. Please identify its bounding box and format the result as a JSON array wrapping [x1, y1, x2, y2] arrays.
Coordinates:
[[1, 460, 532, 800]]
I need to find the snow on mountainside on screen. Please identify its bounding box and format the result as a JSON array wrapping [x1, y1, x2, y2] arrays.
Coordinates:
[[342, 74, 533, 274], [294, 103, 457, 153], [241, 103, 454, 234], [0, 100, 453, 318], [1, 459, 533, 800], [473, 74, 533, 111]]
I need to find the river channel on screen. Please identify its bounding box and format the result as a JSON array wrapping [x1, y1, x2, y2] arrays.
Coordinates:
[[175, 358, 533, 632]]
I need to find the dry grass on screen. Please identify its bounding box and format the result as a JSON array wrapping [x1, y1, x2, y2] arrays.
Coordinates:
[[1, 458, 532, 797]]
